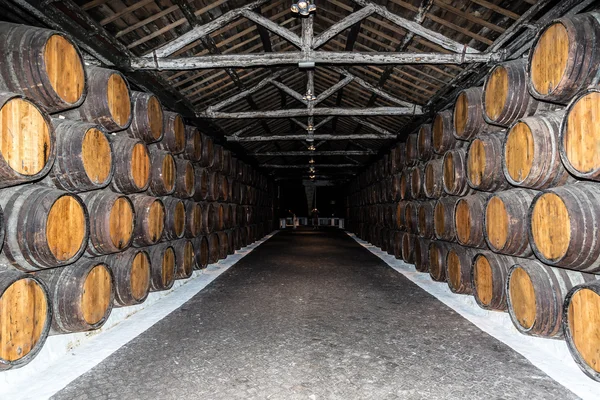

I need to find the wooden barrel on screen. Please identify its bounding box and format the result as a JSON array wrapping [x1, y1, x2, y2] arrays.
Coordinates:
[[212, 144, 224, 172], [484, 188, 537, 257], [560, 87, 600, 181], [395, 201, 407, 230], [205, 171, 220, 202], [504, 111, 573, 188], [392, 143, 405, 172], [405, 133, 418, 166], [483, 59, 540, 127], [414, 237, 431, 273], [173, 239, 195, 280], [63, 66, 131, 132], [99, 248, 150, 307], [161, 197, 186, 241], [0, 92, 55, 188], [36, 260, 113, 334], [417, 124, 433, 162], [454, 193, 490, 249], [183, 125, 202, 162], [108, 136, 150, 194], [391, 174, 401, 201], [434, 196, 459, 241], [400, 168, 412, 200], [529, 183, 600, 273], [194, 236, 209, 269], [222, 149, 232, 176], [507, 260, 599, 338], [0, 23, 86, 113], [443, 148, 473, 196], [446, 245, 477, 295], [207, 232, 220, 264], [129, 195, 164, 247], [0, 270, 51, 371], [0, 186, 87, 271], [125, 91, 163, 143], [466, 133, 509, 192], [563, 280, 600, 381], [433, 110, 463, 154], [153, 111, 185, 154], [173, 158, 195, 199], [417, 201, 435, 239], [404, 201, 419, 234], [410, 165, 425, 199], [471, 252, 520, 311], [146, 149, 175, 196], [79, 190, 134, 256], [391, 230, 401, 259], [218, 174, 230, 202], [401, 232, 416, 264], [232, 227, 242, 251], [199, 134, 214, 168], [225, 229, 236, 255], [184, 201, 202, 239], [147, 243, 176, 292], [202, 201, 218, 234], [453, 87, 502, 140], [528, 12, 600, 104], [192, 166, 209, 202], [216, 231, 229, 260], [429, 240, 449, 282], [424, 158, 444, 199]]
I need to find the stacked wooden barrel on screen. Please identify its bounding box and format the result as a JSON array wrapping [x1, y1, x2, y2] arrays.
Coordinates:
[[345, 12, 600, 383], [0, 23, 275, 371]]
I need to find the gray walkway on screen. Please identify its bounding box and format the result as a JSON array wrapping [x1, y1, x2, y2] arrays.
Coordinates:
[[53, 228, 577, 400]]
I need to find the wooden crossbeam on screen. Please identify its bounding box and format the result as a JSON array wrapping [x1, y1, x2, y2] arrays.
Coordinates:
[[252, 151, 375, 156], [200, 107, 422, 119], [227, 134, 397, 142], [312, 4, 376, 49], [261, 164, 360, 168]]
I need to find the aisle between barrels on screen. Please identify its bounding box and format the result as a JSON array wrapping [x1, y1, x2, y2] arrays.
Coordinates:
[[52, 228, 577, 400]]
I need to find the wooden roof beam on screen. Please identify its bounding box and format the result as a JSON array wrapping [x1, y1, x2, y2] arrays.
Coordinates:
[[228, 134, 397, 142], [200, 107, 423, 119], [252, 151, 375, 156], [312, 4, 376, 49]]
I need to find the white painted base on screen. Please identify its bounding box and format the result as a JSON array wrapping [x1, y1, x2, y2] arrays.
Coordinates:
[[0, 232, 278, 400], [348, 233, 600, 400]]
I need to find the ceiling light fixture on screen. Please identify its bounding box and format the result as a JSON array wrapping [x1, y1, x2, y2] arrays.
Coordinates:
[[308, 144, 316, 151], [309, 158, 315, 164], [291, 1, 316, 16]]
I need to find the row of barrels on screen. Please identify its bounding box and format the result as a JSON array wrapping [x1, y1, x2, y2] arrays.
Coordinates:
[[0, 222, 271, 371], [346, 12, 600, 383]]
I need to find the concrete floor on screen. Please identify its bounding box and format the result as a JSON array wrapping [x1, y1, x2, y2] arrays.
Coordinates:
[[53, 228, 577, 400]]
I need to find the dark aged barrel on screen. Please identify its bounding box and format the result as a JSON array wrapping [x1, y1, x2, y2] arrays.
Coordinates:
[[0, 270, 51, 371], [146, 149, 176, 196], [405, 133, 418, 166], [194, 236, 209, 269], [225, 230, 236, 255], [417, 201, 435, 239], [528, 12, 600, 104], [484, 189, 537, 257], [530, 183, 600, 273], [153, 111, 185, 155], [202, 202, 218, 235], [99, 248, 150, 307], [207, 232, 220, 264], [206, 170, 220, 202], [212, 144, 224, 172], [222, 149, 232, 176], [173, 239, 195, 280], [0, 93, 55, 187], [218, 174, 230, 202], [391, 174, 401, 202], [400, 168, 412, 200], [471, 252, 521, 312], [232, 227, 242, 251], [392, 143, 405, 172], [467, 133, 510, 192], [417, 124, 433, 162], [79, 190, 134, 256], [184, 201, 202, 239], [443, 148, 473, 196], [162, 197, 186, 241], [392, 231, 402, 259], [108, 136, 151, 194], [507, 261, 599, 338], [446, 245, 478, 295], [129, 195, 164, 247], [193, 166, 210, 202], [563, 280, 600, 381], [404, 202, 419, 234], [414, 238, 431, 273], [560, 88, 600, 181], [429, 240, 450, 282], [147, 243, 176, 292], [0, 186, 87, 271], [173, 158, 195, 199], [401, 232, 416, 264], [424, 158, 444, 199], [433, 110, 463, 154], [396, 201, 407, 230], [216, 231, 229, 260], [483, 59, 540, 127], [62, 66, 131, 132], [199, 133, 214, 168], [35, 260, 113, 334], [453, 87, 502, 140], [434, 196, 459, 241], [454, 193, 491, 249], [43, 119, 112, 193], [504, 112, 573, 189], [410, 165, 425, 199], [0, 23, 86, 113], [183, 125, 202, 162], [125, 91, 164, 143]]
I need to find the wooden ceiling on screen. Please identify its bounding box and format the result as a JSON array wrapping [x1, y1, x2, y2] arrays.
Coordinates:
[[1, 0, 592, 182]]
